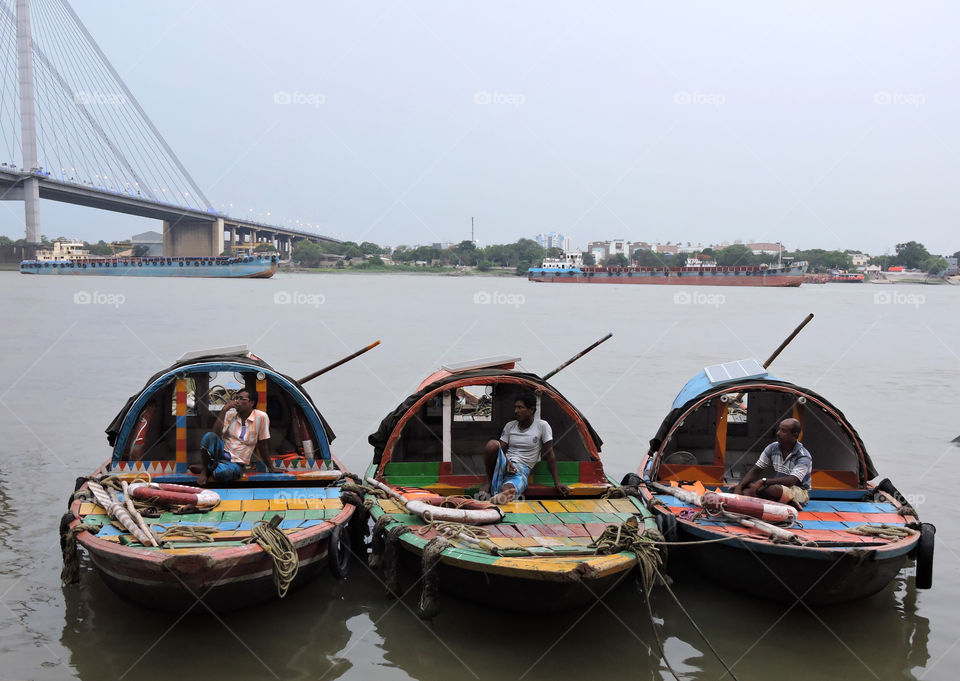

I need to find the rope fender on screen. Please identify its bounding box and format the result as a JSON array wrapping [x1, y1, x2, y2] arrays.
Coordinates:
[[60, 512, 101, 585], [418, 536, 451, 619]]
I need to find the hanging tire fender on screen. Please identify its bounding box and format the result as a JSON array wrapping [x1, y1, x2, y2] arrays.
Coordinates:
[[329, 523, 351, 579], [915, 522, 935, 590]]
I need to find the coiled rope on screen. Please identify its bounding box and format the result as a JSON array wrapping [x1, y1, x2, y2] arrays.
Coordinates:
[[846, 524, 918, 540], [244, 517, 299, 598]]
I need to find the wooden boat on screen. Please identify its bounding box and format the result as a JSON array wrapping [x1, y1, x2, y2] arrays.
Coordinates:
[[61, 346, 357, 612], [363, 355, 662, 617], [634, 357, 935, 605]]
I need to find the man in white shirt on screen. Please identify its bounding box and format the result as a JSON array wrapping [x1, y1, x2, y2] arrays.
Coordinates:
[[193, 389, 280, 485], [480, 391, 569, 504]]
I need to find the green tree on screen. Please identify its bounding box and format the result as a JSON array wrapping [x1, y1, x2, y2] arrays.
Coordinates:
[[714, 245, 756, 266], [131, 245, 151, 257], [603, 253, 630, 267], [924, 256, 948, 275], [581, 252, 596, 266], [292, 241, 326, 267], [360, 241, 382, 255], [893, 241, 931, 270], [254, 243, 277, 252]]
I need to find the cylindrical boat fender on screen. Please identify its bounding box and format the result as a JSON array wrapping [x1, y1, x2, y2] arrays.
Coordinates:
[[328, 523, 350, 578], [916, 522, 935, 589], [127, 402, 156, 460], [656, 511, 678, 542], [405, 498, 504, 525], [702, 491, 798, 524], [128, 482, 220, 509]]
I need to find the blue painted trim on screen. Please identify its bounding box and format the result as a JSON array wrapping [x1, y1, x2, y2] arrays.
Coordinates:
[[111, 361, 332, 463]]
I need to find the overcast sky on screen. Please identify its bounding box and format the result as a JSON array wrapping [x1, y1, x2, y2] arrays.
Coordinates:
[[3, 1, 958, 255]]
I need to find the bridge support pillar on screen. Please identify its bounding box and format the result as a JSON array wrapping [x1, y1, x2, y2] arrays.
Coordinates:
[[163, 217, 224, 257]]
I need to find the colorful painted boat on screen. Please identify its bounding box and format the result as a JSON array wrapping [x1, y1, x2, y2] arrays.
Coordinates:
[[364, 356, 662, 616], [21, 253, 277, 278], [634, 358, 934, 605], [61, 347, 356, 612], [528, 261, 807, 286]]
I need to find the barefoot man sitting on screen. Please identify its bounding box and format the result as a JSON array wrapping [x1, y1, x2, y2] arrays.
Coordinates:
[[481, 391, 569, 504]]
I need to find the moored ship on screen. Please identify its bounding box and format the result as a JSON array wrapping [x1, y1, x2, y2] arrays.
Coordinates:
[[20, 253, 277, 278], [528, 259, 807, 287]]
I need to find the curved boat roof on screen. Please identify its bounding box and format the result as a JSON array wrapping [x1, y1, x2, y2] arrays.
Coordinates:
[[105, 352, 335, 451], [652, 364, 878, 480], [368, 368, 602, 464]]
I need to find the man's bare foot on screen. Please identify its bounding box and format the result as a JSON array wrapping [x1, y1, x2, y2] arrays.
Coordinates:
[[475, 484, 491, 501], [196, 472, 209, 487]]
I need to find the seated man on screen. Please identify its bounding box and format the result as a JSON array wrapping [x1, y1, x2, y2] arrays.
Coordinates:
[[192, 388, 280, 485], [733, 417, 812, 509], [480, 391, 569, 504]]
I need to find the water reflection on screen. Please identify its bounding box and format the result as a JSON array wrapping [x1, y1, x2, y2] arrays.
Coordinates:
[[655, 563, 930, 680]]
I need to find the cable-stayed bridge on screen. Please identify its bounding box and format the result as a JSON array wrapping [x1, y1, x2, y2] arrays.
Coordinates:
[[0, 0, 337, 256]]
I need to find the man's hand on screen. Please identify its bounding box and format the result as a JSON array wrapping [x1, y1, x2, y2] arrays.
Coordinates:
[[505, 460, 517, 475], [555, 483, 570, 497]]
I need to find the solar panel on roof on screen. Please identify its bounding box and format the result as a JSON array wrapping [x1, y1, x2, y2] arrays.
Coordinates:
[[704, 358, 766, 384]]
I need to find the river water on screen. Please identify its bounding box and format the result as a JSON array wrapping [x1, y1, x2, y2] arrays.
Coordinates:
[[0, 270, 956, 680]]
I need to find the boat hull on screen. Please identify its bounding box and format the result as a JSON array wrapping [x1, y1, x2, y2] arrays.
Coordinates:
[[20, 255, 277, 278], [528, 267, 805, 287], [665, 512, 912, 605], [73, 503, 352, 612]]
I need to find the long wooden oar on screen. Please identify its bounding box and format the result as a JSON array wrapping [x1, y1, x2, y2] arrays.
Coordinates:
[[299, 340, 381, 384], [542, 332, 613, 381], [763, 313, 813, 369]]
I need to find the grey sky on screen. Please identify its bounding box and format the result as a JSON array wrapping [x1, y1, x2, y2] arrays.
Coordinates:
[[4, 1, 958, 255]]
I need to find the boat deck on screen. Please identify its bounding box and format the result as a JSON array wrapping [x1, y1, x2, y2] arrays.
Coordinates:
[[655, 488, 913, 546], [372, 493, 646, 555], [77, 487, 345, 550]]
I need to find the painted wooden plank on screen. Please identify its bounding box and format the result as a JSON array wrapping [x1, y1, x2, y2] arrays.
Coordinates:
[[540, 500, 567, 514], [502, 513, 541, 524], [240, 499, 270, 511], [498, 525, 521, 538], [214, 499, 242, 512], [514, 524, 544, 538], [306, 499, 325, 510], [565, 524, 590, 537], [533, 513, 564, 524]]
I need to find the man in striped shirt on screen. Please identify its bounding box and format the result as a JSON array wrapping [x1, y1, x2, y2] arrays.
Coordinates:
[[733, 418, 812, 509], [195, 389, 280, 485]]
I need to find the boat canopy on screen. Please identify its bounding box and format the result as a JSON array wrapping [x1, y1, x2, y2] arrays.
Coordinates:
[[106, 352, 335, 465], [368, 368, 602, 466], [650, 373, 879, 483]]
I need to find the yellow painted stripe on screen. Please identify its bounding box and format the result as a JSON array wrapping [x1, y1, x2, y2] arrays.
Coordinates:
[[214, 500, 242, 512], [240, 499, 270, 511], [540, 500, 567, 514], [268, 499, 287, 511]]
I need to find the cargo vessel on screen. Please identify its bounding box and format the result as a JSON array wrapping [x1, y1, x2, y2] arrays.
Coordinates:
[[528, 260, 806, 287], [20, 253, 277, 278]]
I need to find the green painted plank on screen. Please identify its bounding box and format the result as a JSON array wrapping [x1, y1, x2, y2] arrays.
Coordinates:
[[571, 512, 603, 524], [303, 509, 325, 519], [323, 509, 342, 519], [531, 461, 580, 483], [198, 511, 223, 523], [283, 510, 306, 520], [81, 515, 111, 526], [595, 512, 626, 524], [501, 513, 541, 524], [264, 511, 283, 521], [243, 511, 265, 522], [383, 461, 441, 475], [533, 513, 565, 524], [220, 511, 244, 522], [384, 513, 427, 525], [157, 512, 182, 523], [382, 475, 440, 486], [174, 513, 203, 522]]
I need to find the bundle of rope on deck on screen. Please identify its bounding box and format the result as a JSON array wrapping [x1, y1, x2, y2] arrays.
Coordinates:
[[243, 518, 299, 598], [846, 524, 918, 541], [590, 516, 665, 596], [154, 524, 219, 544]]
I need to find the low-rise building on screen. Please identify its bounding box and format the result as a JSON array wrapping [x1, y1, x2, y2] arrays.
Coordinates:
[[747, 242, 783, 256], [131, 230, 163, 257]]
